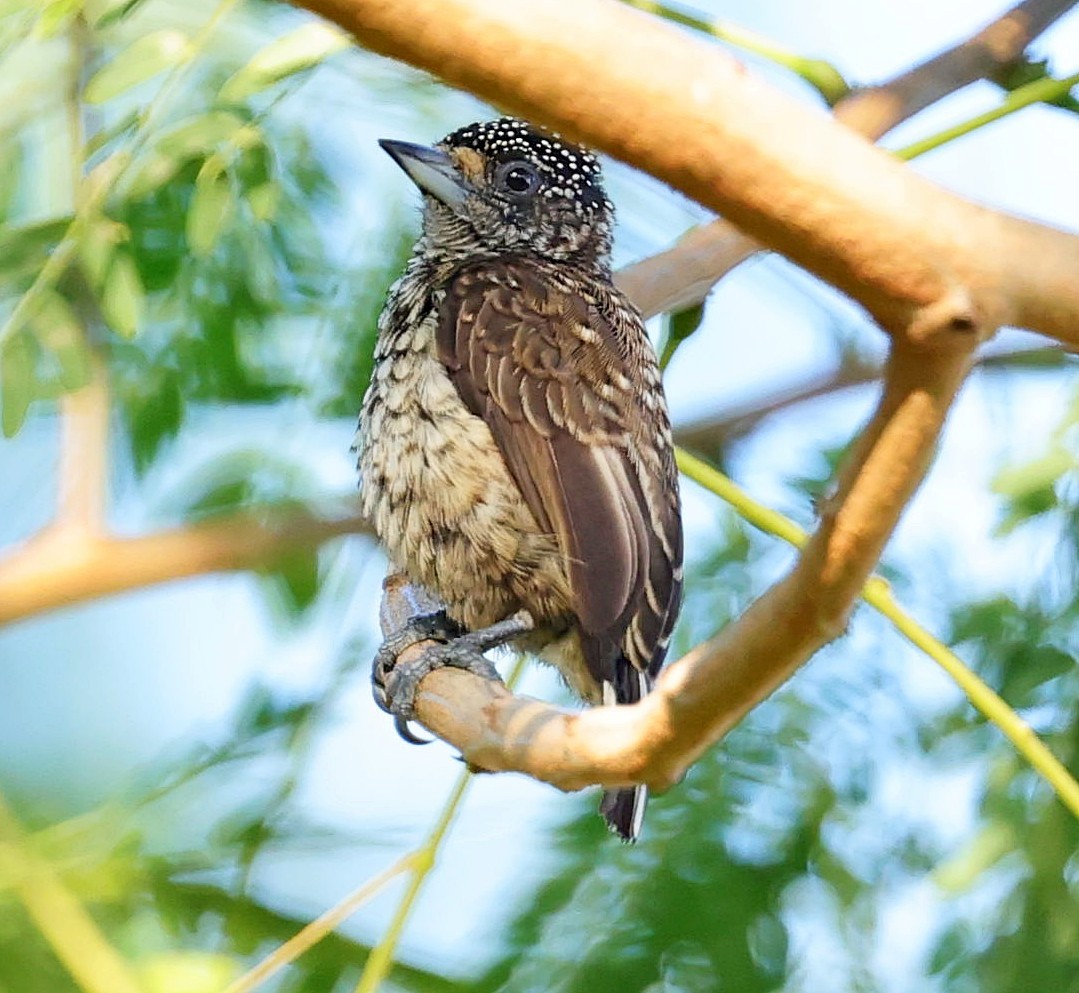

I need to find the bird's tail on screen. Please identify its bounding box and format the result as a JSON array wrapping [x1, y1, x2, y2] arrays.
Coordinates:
[[599, 662, 652, 841], [600, 785, 648, 841]]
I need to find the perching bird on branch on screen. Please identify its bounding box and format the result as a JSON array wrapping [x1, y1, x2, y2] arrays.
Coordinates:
[[356, 117, 683, 840]]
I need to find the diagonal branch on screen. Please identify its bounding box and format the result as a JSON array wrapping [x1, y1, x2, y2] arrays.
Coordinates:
[[836, 0, 1077, 139], [0, 0, 1073, 642], [616, 0, 1078, 319], [0, 509, 370, 627], [324, 0, 1072, 794], [300, 0, 1079, 345], [381, 336, 974, 792], [675, 343, 1072, 454]]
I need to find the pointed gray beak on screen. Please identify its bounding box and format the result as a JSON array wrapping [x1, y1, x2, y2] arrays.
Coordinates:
[[379, 139, 470, 212]]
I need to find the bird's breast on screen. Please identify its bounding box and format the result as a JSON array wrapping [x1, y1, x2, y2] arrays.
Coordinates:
[[356, 307, 574, 633]]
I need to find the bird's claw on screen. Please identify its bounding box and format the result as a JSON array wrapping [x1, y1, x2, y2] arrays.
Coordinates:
[[372, 610, 535, 743]]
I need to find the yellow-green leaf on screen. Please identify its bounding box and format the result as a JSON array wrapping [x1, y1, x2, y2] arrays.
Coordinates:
[[33, 0, 81, 38], [84, 30, 190, 104], [78, 216, 126, 289], [1, 331, 35, 437], [100, 251, 144, 337], [124, 152, 184, 201], [992, 448, 1074, 498], [186, 160, 233, 257], [246, 181, 280, 222], [137, 951, 239, 993], [219, 21, 349, 103], [931, 821, 1014, 893]]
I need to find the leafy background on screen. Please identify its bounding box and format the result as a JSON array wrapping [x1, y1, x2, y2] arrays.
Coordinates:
[[2, 0, 1079, 991]]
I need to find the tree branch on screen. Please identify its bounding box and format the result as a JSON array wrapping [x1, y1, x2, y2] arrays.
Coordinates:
[[617, 0, 1078, 319], [300, 0, 1079, 345], [0, 0, 1072, 661], [0, 510, 370, 627], [675, 343, 1072, 455], [317, 0, 1076, 792], [56, 356, 109, 533], [382, 337, 974, 793], [836, 0, 1077, 139]]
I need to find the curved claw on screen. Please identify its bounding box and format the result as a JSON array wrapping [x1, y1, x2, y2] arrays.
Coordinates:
[[394, 715, 433, 745], [372, 610, 531, 746]]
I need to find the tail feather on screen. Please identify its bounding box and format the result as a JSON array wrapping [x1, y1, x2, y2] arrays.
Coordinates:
[[599, 666, 652, 841], [601, 786, 648, 841]]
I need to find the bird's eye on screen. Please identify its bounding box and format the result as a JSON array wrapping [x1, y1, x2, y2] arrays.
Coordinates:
[[496, 161, 541, 197]]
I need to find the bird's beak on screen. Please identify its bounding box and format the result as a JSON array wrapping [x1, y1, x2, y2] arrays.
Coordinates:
[[379, 139, 470, 212]]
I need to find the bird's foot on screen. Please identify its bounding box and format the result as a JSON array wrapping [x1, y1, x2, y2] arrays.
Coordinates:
[[373, 610, 534, 743]]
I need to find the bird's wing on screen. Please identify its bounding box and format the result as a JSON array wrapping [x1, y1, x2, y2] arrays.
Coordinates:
[[437, 261, 681, 684]]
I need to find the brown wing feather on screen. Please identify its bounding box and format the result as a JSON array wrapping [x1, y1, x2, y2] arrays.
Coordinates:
[[438, 260, 680, 686]]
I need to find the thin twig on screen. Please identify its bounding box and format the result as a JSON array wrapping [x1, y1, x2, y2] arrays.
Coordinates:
[[677, 450, 1079, 821], [836, 0, 1079, 139], [895, 69, 1079, 160], [223, 853, 418, 993], [675, 343, 1071, 454], [352, 654, 528, 993]]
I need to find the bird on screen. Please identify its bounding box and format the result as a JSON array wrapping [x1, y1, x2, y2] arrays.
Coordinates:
[[355, 117, 683, 840]]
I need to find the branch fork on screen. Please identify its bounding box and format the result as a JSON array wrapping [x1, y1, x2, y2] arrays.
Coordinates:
[[346, 0, 1076, 795]]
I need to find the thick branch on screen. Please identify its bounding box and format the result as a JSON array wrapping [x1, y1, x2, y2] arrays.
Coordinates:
[[0, 510, 369, 627], [387, 336, 975, 792], [300, 0, 1079, 343], [618, 0, 1077, 318], [2, 0, 1070, 633], [313, 0, 1075, 789]]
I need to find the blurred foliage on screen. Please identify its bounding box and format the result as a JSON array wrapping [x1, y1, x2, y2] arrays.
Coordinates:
[[1, 0, 1079, 992]]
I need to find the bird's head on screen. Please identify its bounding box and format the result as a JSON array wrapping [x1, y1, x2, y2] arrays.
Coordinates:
[[380, 117, 614, 272]]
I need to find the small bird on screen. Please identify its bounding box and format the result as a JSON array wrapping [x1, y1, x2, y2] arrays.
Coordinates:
[[356, 118, 683, 840]]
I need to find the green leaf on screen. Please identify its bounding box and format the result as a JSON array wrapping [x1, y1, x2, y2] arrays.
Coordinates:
[[932, 822, 1015, 893], [29, 290, 89, 391], [0, 140, 21, 222], [1, 330, 35, 437], [186, 160, 234, 257], [1001, 645, 1075, 708], [992, 448, 1073, 498], [219, 21, 350, 103], [83, 109, 139, 158], [137, 952, 239, 993], [155, 111, 249, 161], [90, 0, 151, 30], [263, 547, 321, 615], [126, 368, 183, 472], [659, 301, 705, 370], [84, 30, 189, 104], [0, 216, 73, 286], [100, 250, 144, 337]]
